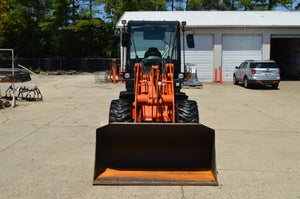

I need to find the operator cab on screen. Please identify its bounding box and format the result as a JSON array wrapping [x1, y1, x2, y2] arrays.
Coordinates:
[[123, 21, 181, 75], [120, 20, 193, 98]]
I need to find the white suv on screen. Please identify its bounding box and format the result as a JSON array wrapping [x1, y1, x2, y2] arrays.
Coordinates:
[[233, 60, 280, 89]]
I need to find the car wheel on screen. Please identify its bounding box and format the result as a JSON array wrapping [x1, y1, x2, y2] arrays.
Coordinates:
[[233, 75, 238, 85], [244, 77, 250, 88], [271, 84, 278, 89]]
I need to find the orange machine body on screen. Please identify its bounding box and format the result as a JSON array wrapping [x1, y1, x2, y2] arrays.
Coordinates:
[[133, 63, 175, 123]]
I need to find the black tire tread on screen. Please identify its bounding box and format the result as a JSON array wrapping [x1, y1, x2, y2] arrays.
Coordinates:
[[109, 99, 132, 123], [176, 100, 199, 123]]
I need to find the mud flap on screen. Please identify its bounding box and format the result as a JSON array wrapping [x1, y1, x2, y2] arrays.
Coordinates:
[[93, 123, 218, 185]]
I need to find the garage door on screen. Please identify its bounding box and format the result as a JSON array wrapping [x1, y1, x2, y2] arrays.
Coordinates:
[[181, 35, 214, 82], [222, 35, 262, 81]]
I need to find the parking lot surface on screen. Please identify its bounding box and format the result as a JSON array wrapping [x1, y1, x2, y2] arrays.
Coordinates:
[[0, 74, 299, 199]]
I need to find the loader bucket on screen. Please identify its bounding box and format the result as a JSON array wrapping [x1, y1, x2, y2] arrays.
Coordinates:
[[93, 123, 218, 185]]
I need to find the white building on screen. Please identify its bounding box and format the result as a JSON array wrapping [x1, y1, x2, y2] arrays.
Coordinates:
[[117, 11, 300, 82]]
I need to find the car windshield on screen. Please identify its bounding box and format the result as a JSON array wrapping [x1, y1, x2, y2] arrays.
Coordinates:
[[129, 23, 179, 61], [250, 63, 278, 68]]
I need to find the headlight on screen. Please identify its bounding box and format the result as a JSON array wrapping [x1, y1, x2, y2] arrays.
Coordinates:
[[124, 73, 130, 79], [178, 73, 184, 79]]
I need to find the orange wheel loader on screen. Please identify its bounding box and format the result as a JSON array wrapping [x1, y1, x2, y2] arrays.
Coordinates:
[[93, 21, 218, 185]]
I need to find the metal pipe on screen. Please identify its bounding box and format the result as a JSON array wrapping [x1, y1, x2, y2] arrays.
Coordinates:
[[181, 22, 186, 73], [0, 48, 16, 107], [12, 49, 16, 107]]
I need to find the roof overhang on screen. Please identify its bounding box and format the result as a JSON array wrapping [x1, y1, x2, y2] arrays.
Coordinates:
[[117, 11, 300, 29]]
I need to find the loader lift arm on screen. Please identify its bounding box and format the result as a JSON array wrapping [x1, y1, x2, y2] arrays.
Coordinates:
[[133, 63, 175, 123]]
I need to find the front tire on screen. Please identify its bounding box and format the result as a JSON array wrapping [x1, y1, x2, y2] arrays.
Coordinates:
[[109, 99, 132, 123], [176, 100, 199, 123]]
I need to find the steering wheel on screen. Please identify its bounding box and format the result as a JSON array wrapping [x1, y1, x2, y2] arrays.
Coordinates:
[[141, 56, 162, 68]]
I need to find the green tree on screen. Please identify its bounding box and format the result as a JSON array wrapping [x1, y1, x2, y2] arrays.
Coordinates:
[[218, 0, 239, 10], [140, 0, 167, 10], [187, 0, 220, 10], [100, 0, 167, 57], [296, 2, 300, 9], [39, 0, 72, 57], [101, 0, 167, 25], [64, 0, 118, 57], [278, 0, 299, 10], [0, 0, 11, 41], [236, 0, 256, 10], [166, 0, 186, 10], [0, 0, 35, 56], [64, 18, 116, 57], [1, 0, 298, 59]]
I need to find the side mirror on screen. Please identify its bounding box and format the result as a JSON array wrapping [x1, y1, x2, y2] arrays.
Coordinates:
[[186, 34, 195, 48], [235, 66, 239, 69], [122, 32, 129, 47]]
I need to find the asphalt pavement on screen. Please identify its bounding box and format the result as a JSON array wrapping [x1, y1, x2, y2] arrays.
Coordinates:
[[0, 75, 299, 199]]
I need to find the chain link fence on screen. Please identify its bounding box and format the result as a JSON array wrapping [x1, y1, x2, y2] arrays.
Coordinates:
[[0, 58, 120, 73]]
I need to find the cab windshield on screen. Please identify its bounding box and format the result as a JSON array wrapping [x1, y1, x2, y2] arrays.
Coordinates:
[[129, 23, 179, 62]]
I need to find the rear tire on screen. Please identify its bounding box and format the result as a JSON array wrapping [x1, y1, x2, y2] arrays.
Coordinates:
[[176, 100, 199, 123], [271, 84, 278, 89], [244, 77, 250, 88], [233, 75, 238, 85], [109, 99, 132, 123]]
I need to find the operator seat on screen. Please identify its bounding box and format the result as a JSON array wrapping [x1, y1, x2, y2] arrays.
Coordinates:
[[144, 47, 162, 58], [142, 48, 162, 71]]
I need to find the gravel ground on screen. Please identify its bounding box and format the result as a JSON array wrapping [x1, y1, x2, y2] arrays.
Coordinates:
[[0, 74, 299, 199]]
